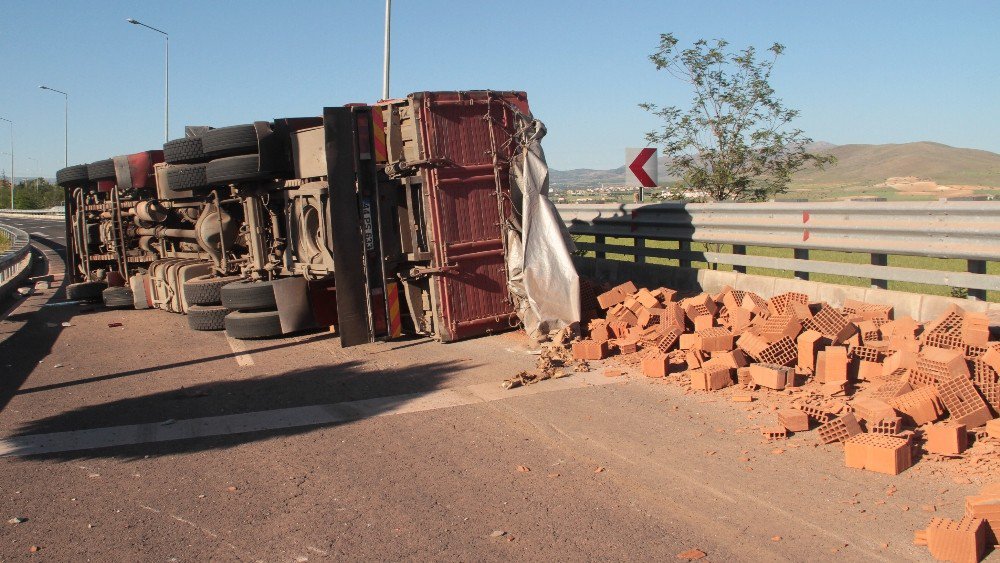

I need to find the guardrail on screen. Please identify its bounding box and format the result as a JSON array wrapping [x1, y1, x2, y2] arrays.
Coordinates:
[[0, 223, 32, 302], [556, 201, 1000, 300], [0, 208, 63, 218]]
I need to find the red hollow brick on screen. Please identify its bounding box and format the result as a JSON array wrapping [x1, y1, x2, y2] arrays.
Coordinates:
[[924, 423, 968, 455], [572, 340, 610, 361], [642, 353, 670, 378], [925, 517, 987, 563]]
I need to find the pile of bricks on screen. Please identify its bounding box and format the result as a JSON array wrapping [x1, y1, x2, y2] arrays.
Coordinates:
[[574, 282, 1000, 561]]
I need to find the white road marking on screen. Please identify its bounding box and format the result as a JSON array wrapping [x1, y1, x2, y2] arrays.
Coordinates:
[[226, 335, 255, 367], [0, 371, 619, 456]]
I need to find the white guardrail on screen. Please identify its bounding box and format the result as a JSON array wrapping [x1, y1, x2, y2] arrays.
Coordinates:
[[0, 223, 32, 301], [555, 201, 1000, 300], [0, 208, 63, 218]]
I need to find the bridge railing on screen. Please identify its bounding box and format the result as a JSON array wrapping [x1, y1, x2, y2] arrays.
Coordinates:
[[0, 223, 32, 302], [556, 201, 1000, 301]]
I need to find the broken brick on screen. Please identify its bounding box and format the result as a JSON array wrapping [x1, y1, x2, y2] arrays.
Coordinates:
[[572, 340, 610, 361], [924, 423, 968, 456], [777, 409, 810, 432], [924, 517, 987, 563], [816, 413, 863, 444], [844, 434, 912, 475]]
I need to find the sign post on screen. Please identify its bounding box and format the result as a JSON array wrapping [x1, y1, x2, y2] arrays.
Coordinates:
[[625, 147, 658, 202]]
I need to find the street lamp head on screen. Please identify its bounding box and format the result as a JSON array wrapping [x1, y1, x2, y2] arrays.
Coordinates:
[[39, 85, 48, 90], [126, 18, 139, 24]]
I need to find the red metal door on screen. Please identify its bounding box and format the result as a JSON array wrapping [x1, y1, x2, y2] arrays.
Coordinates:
[[415, 91, 530, 341]]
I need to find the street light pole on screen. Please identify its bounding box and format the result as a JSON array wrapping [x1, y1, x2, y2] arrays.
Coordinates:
[[0, 117, 12, 209], [127, 18, 169, 142], [39, 86, 69, 167], [382, 0, 391, 100]]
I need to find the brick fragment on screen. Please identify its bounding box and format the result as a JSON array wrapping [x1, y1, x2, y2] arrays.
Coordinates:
[[795, 401, 833, 423], [757, 314, 802, 344], [985, 418, 1000, 439], [761, 426, 788, 440], [695, 327, 733, 352], [642, 353, 670, 378], [796, 330, 824, 372], [572, 340, 609, 360], [777, 409, 810, 432], [634, 288, 659, 309], [818, 346, 849, 383], [805, 304, 856, 343], [924, 516, 986, 563], [690, 366, 733, 391], [596, 282, 635, 309], [736, 332, 768, 361], [616, 337, 640, 356], [981, 345, 1000, 374], [924, 423, 968, 455], [888, 386, 945, 426], [965, 495, 1000, 542], [749, 363, 795, 390], [844, 434, 912, 475], [852, 398, 895, 423], [936, 376, 993, 428], [816, 413, 863, 444], [869, 417, 902, 435], [758, 336, 797, 367]]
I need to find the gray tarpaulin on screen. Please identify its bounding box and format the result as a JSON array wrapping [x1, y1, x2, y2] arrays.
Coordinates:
[[507, 115, 580, 341]]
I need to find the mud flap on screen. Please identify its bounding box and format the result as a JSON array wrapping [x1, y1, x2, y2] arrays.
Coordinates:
[[273, 276, 316, 334]]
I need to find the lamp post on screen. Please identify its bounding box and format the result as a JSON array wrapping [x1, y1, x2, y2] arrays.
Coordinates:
[[382, 0, 391, 100], [127, 18, 169, 143], [0, 117, 11, 208], [25, 156, 39, 191], [39, 86, 69, 167]]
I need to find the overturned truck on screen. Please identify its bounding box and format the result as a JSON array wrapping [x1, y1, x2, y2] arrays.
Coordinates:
[[56, 90, 579, 345]]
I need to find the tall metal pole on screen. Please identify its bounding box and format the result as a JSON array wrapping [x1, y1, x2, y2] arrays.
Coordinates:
[[127, 19, 169, 142], [39, 86, 69, 166], [382, 0, 391, 100], [0, 117, 13, 209]]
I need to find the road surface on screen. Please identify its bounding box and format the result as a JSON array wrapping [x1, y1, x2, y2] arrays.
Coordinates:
[[0, 216, 988, 561]]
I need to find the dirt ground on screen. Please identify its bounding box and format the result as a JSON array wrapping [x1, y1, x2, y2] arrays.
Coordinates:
[[0, 217, 995, 561]]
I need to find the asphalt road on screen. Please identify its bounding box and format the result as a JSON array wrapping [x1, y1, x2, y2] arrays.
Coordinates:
[[0, 217, 992, 561]]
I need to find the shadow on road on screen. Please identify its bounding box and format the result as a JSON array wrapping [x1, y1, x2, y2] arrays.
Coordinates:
[[0, 235, 72, 414], [6, 357, 470, 461]]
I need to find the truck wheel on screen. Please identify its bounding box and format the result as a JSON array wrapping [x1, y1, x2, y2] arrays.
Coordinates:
[[163, 137, 206, 164], [165, 164, 209, 192], [225, 309, 282, 339], [87, 159, 116, 181], [220, 279, 277, 311], [184, 274, 242, 306], [56, 164, 89, 187], [201, 124, 258, 157], [206, 154, 269, 185], [102, 286, 134, 309], [187, 304, 228, 331], [67, 281, 107, 301]]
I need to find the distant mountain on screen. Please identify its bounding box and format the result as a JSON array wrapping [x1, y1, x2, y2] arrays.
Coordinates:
[[550, 142, 1000, 195], [791, 142, 1000, 188]]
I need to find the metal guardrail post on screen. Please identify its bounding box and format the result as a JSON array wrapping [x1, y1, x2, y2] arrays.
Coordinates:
[[870, 254, 888, 289], [634, 237, 646, 264], [968, 260, 987, 300], [732, 245, 746, 274], [594, 235, 606, 260], [678, 241, 691, 268], [793, 249, 809, 280]]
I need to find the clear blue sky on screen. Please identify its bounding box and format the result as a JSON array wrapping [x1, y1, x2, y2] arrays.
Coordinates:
[[1, 0, 998, 177]]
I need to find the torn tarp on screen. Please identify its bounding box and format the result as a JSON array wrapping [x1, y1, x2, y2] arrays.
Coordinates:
[[507, 114, 580, 341]]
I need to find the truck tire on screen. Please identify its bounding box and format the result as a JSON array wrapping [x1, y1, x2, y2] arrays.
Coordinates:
[[102, 286, 134, 308], [225, 309, 282, 339], [201, 124, 258, 157], [56, 164, 89, 187], [165, 164, 209, 192], [183, 274, 242, 306], [163, 137, 206, 164], [67, 281, 107, 301], [87, 159, 116, 181], [220, 279, 277, 311], [187, 304, 228, 331], [206, 154, 269, 185]]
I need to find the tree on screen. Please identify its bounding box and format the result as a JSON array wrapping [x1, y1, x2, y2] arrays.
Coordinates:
[[641, 34, 835, 202]]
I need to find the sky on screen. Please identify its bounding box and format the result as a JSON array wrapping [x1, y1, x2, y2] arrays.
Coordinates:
[[0, 0, 998, 177]]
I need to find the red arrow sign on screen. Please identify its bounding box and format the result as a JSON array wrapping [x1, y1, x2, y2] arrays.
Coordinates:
[[628, 147, 657, 188]]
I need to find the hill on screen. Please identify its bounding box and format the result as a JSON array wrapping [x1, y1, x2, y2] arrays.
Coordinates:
[[550, 141, 1000, 200]]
